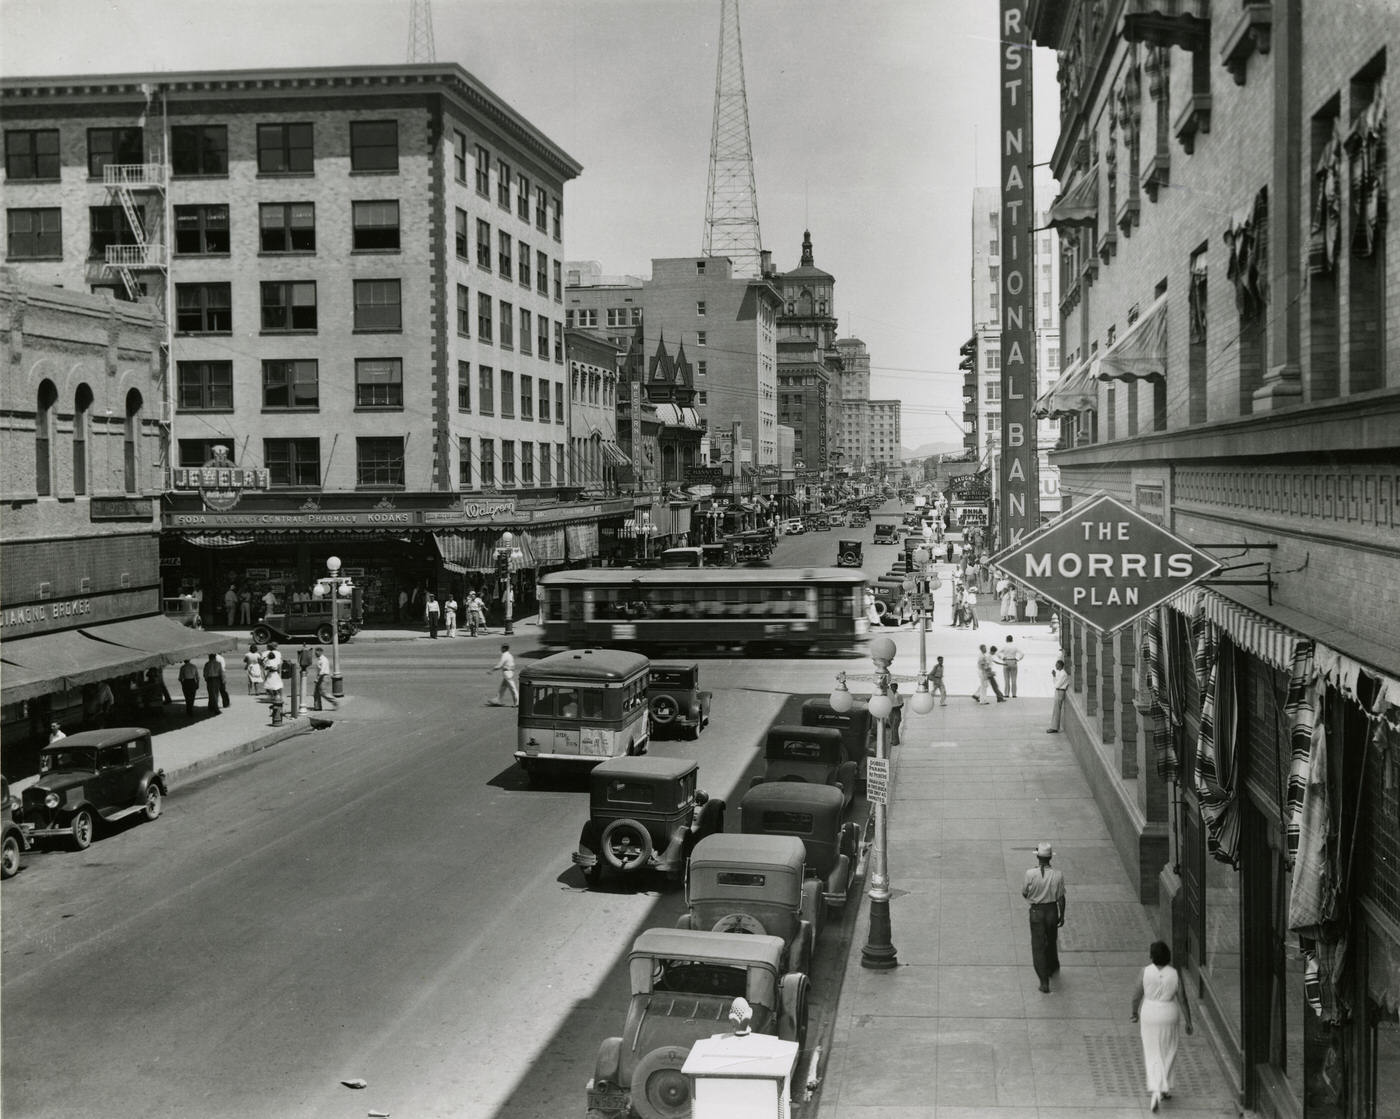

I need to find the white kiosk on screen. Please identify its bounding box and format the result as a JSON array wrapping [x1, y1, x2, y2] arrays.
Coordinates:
[[682, 1000, 799, 1119]]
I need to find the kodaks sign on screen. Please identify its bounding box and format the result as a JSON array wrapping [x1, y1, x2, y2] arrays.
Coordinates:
[[991, 493, 1222, 633]]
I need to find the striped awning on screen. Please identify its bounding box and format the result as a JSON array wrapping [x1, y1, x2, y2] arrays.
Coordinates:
[[601, 441, 631, 467], [1199, 589, 1301, 673], [434, 531, 538, 573], [618, 518, 661, 539], [1095, 294, 1168, 382], [1046, 167, 1100, 231]]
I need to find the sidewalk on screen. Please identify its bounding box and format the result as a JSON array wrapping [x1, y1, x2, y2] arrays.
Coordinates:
[[814, 625, 1238, 1118]]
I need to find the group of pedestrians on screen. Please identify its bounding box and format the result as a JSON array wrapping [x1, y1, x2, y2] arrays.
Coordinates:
[[175, 641, 339, 716], [971, 635, 1025, 703], [424, 591, 488, 639]]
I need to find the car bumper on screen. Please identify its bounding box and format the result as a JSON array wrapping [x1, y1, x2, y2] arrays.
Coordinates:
[[572, 849, 598, 871], [585, 1080, 629, 1117]]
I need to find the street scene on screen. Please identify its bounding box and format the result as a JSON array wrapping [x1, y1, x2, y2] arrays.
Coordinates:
[[2, 2, 1399, 1119]]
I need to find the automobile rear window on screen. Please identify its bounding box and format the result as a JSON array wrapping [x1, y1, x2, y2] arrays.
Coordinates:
[[761, 811, 815, 834], [773, 739, 823, 759], [716, 872, 766, 888], [605, 780, 655, 806]]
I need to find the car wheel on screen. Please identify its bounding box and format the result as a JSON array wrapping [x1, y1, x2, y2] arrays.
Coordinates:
[[779, 973, 811, 1048], [251, 625, 272, 644], [600, 819, 653, 871], [686, 721, 701, 740], [2, 832, 21, 878], [712, 912, 766, 936], [630, 1045, 691, 1119], [70, 808, 95, 851], [649, 695, 678, 724], [317, 624, 335, 645], [142, 784, 163, 821]]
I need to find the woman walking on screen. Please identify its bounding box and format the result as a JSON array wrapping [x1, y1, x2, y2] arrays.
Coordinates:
[[243, 643, 264, 695], [1131, 940, 1194, 1111]]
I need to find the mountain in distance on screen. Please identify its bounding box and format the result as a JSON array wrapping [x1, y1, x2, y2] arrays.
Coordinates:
[[902, 441, 965, 460]]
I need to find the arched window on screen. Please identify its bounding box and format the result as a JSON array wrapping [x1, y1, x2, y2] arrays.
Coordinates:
[[124, 388, 143, 494], [35, 379, 58, 496], [73, 384, 93, 496]]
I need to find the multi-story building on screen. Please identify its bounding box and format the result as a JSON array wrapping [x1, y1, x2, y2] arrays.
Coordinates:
[[1030, 4, 1398, 1118], [775, 231, 842, 471], [565, 328, 624, 497], [831, 336, 901, 477], [836, 337, 871, 401], [0, 64, 638, 620]]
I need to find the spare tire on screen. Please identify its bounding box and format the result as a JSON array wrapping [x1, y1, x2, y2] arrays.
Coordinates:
[[712, 912, 767, 936], [649, 695, 678, 724], [630, 1046, 691, 1119], [873, 600, 888, 617], [841, 551, 859, 566], [600, 819, 653, 871]]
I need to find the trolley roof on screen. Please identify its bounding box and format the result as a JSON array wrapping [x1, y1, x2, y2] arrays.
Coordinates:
[[539, 567, 865, 586], [519, 648, 651, 681]]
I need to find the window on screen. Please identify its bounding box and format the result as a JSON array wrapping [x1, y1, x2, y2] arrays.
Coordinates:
[[521, 374, 533, 420], [552, 195, 561, 240], [475, 145, 490, 195], [171, 125, 227, 176], [355, 358, 402, 408], [457, 361, 471, 411], [177, 361, 232, 410], [698, 391, 708, 405], [555, 381, 564, 423], [517, 173, 531, 220], [88, 205, 139, 259], [480, 438, 498, 485], [352, 200, 399, 250], [176, 283, 232, 333], [520, 307, 532, 354], [556, 444, 565, 483], [454, 130, 468, 182], [535, 186, 548, 231], [985, 348, 1002, 371], [630, 307, 644, 325], [265, 438, 320, 487], [553, 260, 562, 301], [7, 208, 61, 258], [257, 123, 313, 174], [521, 440, 534, 485], [501, 440, 516, 485], [177, 439, 235, 467], [260, 202, 315, 252], [696, 260, 707, 274], [498, 230, 513, 277], [5, 129, 59, 179], [262, 359, 319, 409], [72, 384, 91, 495], [697, 331, 707, 346], [607, 308, 630, 328], [989, 238, 999, 255], [455, 208, 469, 257], [499, 300, 514, 347], [350, 120, 397, 172], [537, 250, 549, 295], [456, 284, 471, 335], [477, 292, 493, 341], [174, 204, 229, 254], [476, 218, 491, 268], [576, 310, 599, 330], [459, 437, 472, 486], [538, 378, 551, 423], [697, 361, 707, 377], [537, 316, 549, 356], [497, 159, 511, 208], [355, 437, 404, 487], [123, 390, 141, 494], [87, 126, 143, 176], [353, 279, 402, 331], [984, 383, 1001, 403], [697, 300, 706, 316], [1048, 346, 1060, 370], [261, 281, 317, 331], [540, 445, 551, 485], [519, 241, 531, 288], [500, 369, 515, 417], [554, 321, 564, 362], [479, 365, 494, 414]]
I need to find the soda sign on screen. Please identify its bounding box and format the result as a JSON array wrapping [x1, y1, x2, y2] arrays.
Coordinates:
[[991, 492, 1221, 634]]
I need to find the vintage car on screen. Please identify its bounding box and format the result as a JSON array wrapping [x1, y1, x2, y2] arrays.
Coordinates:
[[801, 697, 875, 786], [872, 522, 901, 545], [751, 724, 858, 809], [779, 518, 805, 536], [2, 777, 30, 879], [677, 833, 820, 975], [585, 928, 807, 1119], [836, 539, 864, 568], [162, 595, 204, 629], [646, 661, 712, 739], [573, 756, 725, 888], [21, 728, 167, 850], [251, 599, 359, 646], [741, 782, 861, 910]]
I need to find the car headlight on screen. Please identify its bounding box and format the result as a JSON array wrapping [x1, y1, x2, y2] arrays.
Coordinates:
[[44, 792, 60, 809]]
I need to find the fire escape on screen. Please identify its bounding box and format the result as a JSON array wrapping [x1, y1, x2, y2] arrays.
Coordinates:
[[102, 159, 168, 303]]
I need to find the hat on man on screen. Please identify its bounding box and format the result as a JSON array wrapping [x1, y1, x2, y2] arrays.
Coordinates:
[[1035, 842, 1054, 859]]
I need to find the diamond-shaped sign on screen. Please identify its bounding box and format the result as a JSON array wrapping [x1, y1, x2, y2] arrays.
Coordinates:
[[990, 492, 1222, 634]]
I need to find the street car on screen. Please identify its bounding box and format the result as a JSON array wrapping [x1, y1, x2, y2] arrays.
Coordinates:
[[20, 728, 167, 850], [646, 661, 712, 740], [740, 782, 861, 909], [251, 599, 358, 646], [751, 724, 858, 810], [572, 756, 725, 887], [585, 928, 807, 1119], [2, 777, 30, 879], [836, 538, 864, 567], [872, 522, 901, 544]]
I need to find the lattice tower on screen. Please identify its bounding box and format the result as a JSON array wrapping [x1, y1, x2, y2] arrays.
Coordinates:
[[703, 0, 763, 278], [407, 0, 436, 63]]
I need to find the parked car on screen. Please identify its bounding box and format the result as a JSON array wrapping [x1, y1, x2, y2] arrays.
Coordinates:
[[779, 518, 805, 535], [751, 724, 858, 810], [647, 661, 712, 739], [251, 599, 358, 646], [162, 596, 204, 629], [836, 539, 864, 567], [741, 782, 861, 910], [872, 522, 901, 544], [801, 697, 875, 787], [572, 756, 725, 887], [678, 832, 820, 975], [2, 777, 30, 879], [20, 728, 167, 850], [584, 928, 808, 1119]]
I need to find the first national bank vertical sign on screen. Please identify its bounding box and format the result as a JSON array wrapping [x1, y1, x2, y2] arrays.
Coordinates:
[[999, 0, 1039, 548]]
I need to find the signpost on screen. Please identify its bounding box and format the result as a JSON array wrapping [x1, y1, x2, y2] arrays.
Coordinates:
[[865, 758, 890, 806], [991, 492, 1223, 634]]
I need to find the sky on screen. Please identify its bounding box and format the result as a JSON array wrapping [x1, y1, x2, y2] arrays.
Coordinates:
[[0, 0, 1061, 451]]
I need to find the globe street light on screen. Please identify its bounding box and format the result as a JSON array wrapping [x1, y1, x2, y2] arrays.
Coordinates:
[[312, 555, 353, 697], [496, 531, 524, 635]]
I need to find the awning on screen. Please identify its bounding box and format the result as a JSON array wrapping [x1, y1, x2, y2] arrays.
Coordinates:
[[0, 618, 235, 705], [1095, 294, 1168, 382], [1035, 358, 1099, 416], [1046, 167, 1100, 231], [434, 531, 538, 574], [1033, 359, 1083, 418], [653, 403, 703, 428], [1199, 589, 1300, 673], [523, 526, 565, 565], [565, 522, 599, 560], [618, 518, 661, 539], [601, 442, 631, 467]]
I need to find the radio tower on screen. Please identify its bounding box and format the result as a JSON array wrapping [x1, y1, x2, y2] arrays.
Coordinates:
[[407, 0, 436, 63], [703, 0, 764, 278]]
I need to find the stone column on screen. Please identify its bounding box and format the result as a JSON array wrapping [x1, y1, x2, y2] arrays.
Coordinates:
[[1085, 630, 1099, 718], [1119, 627, 1139, 778], [1100, 631, 1116, 744], [1072, 620, 1085, 692]]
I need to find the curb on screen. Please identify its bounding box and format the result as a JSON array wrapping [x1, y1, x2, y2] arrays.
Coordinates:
[[164, 715, 327, 784]]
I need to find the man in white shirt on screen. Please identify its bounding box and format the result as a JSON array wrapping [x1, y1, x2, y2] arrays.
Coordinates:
[[1000, 635, 1025, 698], [313, 647, 338, 710], [490, 644, 518, 707], [1048, 659, 1071, 732]]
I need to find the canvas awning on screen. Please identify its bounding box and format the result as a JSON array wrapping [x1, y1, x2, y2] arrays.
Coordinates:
[[434, 531, 538, 574], [653, 403, 703, 428], [1046, 167, 1100, 231], [1034, 358, 1098, 417], [1095, 294, 1169, 382], [601, 441, 631, 467]]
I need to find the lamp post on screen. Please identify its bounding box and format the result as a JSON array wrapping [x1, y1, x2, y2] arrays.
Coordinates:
[[496, 531, 524, 635], [312, 556, 353, 697]]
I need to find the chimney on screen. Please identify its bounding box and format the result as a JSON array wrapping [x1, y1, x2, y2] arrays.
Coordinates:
[[759, 249, 773, 277]]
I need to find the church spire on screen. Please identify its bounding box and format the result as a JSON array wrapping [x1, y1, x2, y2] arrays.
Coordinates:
[[800, 229, 814, 266]]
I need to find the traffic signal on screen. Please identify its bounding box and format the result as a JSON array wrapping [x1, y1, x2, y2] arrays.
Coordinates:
[[494, 548, 511, 576], [957, 335, 978, 372]]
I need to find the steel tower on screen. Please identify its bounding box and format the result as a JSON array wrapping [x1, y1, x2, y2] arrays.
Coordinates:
[[703, 0, 764, 277], [407, 0, 436, 63]]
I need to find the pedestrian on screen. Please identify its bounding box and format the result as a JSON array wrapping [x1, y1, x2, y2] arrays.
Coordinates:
[[260, 587, 278, 621], [1000, 635, 1024, 698], [1026, 589, 1040, 624], [985, 646, 1007, 701], [178, 658, 200, 715], [313, 646, 339, 710], [1132, 940, 1194, 1111], [466, 591, 485, 637], [964, 585, 979, 629], [202, 653, 225, 713], [930, 655, 948, 705], [224, 584, 238, 627], [48, 721, 66, 743], [425, 592, 441, 638], [95, 679, 116, 726], [490, 643, 518, 706], [1048, 658, 1071, 732], [999, 577, 1015, 622], [243, 642, 264, 695], [239, 587, 252, 625], [215, 649, 230, 707], [262, 643, 284, 708], [146, 666, 172, 706], [444, 595, 458, 638], [1022, 841, 1066, 993], [397, 587, 408, 622], [945, 540, 954, 564]]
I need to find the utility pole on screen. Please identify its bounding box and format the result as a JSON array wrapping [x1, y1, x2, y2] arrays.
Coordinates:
[[407, 0, 436, 63], [703, 0, 763, 278]]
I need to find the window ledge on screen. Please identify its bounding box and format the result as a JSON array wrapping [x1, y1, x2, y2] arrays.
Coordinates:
[[354, 485, 408, 492], [349, 168, 400, 176], [1174, 92, 1213, 154], [354, 405, 404, 413], [258, 250, 317, 258], [175, 331, 234, 338], [9, 254, 64, 262], [176, 408, 235, 415], [256, 171, 316, 179], [174, 251, 232, 259], [351, 247, 402, 255], [1142, 149, 1170, 203], [1117, 194, 1142, 237], [259, 329, 319, 336], [171, 172, 230, 181], [261, 407, 320, 414], [1221, 1, 1272, 86], [8, 177, 62, 184], [352, 327, 404, 334]]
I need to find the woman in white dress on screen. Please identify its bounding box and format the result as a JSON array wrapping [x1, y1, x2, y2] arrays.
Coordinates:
[[1131, 940, 1194, 1111], [242, 643, 264, 696]]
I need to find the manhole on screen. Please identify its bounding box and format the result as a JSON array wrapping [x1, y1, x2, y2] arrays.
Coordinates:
[[1057, 900, 1153, 950], [1084, 1034, 1221, 1097]]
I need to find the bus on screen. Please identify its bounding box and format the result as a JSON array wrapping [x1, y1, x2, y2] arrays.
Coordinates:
[[537, 568, 869, 655], [516, 648, 651, 782]]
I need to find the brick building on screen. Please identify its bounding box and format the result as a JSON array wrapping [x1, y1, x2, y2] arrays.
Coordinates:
[[832, 336, 902, 478], [775, 230, 842, 472], [1030, 3, 1398, 1117]]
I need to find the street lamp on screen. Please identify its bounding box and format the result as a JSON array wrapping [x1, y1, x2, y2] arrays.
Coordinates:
[[312, 555, 353, 697], [909, 546, 938, 716], [496, 531, 525, 635]]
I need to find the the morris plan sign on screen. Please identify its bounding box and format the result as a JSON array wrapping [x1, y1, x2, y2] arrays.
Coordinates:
[[991, 492, 1222, 634]]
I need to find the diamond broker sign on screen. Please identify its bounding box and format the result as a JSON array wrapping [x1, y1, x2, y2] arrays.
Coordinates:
[[991, 492, 1222, 634]]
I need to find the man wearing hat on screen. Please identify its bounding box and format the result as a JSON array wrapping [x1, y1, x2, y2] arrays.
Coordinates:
[[1023, 842, 1066, 992]]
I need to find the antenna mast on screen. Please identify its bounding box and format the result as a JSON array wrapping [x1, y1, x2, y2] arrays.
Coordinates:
[[407, 0, 436, 63], [703, 0, 763, 277]]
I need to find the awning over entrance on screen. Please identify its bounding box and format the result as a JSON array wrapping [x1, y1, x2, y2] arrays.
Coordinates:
[[1046, 166, 1100, 231], [601, 442, 632, 467], [434, 531, 539, 574], [0, 618, 235, 705], [1094, 294, 1168, 382], [1033, 358, 1099, 417]]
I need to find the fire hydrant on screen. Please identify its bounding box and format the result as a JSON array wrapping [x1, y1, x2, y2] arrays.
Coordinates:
[[270, 694, 284, 727]]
